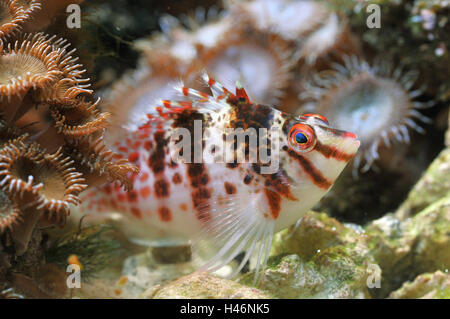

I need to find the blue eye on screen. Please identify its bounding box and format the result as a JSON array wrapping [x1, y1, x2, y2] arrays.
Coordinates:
[[289, 123, 316, 152], [295, 132, 308, 144]]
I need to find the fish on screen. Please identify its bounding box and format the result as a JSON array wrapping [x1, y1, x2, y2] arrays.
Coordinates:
[[80, 73, 360, 281]]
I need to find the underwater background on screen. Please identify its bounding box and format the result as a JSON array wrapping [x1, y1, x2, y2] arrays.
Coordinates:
[[0, 0, 449, 299]]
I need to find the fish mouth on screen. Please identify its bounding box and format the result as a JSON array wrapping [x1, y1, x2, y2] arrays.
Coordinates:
[[322, 126, 361, 156], [343, 132, 361, 156]]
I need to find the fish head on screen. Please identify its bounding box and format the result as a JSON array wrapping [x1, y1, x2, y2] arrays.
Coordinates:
[[280, 112, 360, 186], [269, 112, 360, 229]]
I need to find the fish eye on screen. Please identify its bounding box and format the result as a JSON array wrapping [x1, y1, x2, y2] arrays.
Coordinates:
[[300, 113, 329, 126], [295, 132, 308, 144], [288, 123, 316, 152]]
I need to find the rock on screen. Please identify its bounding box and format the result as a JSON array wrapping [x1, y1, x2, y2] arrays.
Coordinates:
[[243, 202, 449, 299], [241, 212, 375, 298], [388, 270, 450, 299], [240, 253, 371, 299], [366, 196, 450, 297], [142, 272, 271, 299], [446, 110, 450, 147], [396, 148, 450, 219], [270, 211, 368, 260], [271, 212, 346, 259]]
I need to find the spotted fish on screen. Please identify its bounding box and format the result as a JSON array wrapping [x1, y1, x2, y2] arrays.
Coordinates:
[[81, 73, 360, 279]]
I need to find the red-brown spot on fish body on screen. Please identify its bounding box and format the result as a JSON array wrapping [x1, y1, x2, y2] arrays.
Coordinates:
[[186, 164, 212, 221], [128, 152, 139, 163], [158, 207, 172, 222], [226, 162, 239, 169], [140, 186, 151, 198], [148, 131, 168, 174], [264, 188, 281, 219], [224, 182, 237, 195], [264, 172, 297, 201], [140, 172, 149, 182], [162, 100, 171, 108], [103, 184, 112, 194], [127, 190, 138, 202], [243, 174, 253, 184], [131, 207, 142, 219], [110, 199, 118, 210], [172, 172, 182, 184], [144, 140, 153, 150], [154, 179, 170, 198], [227, 102, 274, 131]]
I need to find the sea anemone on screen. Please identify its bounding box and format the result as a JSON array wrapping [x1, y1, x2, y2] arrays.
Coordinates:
[[231, 0, 330, 42], [11, 0, 41, 16], [65, 134, 139, 191], [102, 58, 185, 138], [0, 137, 42, 199], [301, 56, 433, 175], [50, 98, 110, 137], [0, 33, 61, 95], [0, 0, 140, 273], [0, 33, 63, 122], [0, 0, 37, 39], [0, 140, 87, 221], [197, 22, 295, 105], [0, 189, 22, 233], [295, 13, 361, 69]]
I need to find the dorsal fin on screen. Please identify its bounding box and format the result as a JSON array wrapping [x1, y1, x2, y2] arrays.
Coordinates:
[[201, 72, 235, 101], [136, 74, 254, 134], [235, 81, 251, 104]]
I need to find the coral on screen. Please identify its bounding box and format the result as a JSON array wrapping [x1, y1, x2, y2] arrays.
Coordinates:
[[0, 0, 137, 293]]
